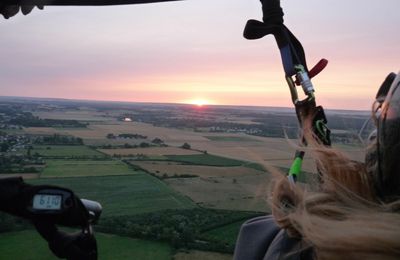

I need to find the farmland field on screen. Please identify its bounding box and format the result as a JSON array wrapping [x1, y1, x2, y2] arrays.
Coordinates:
[[204, 135, 257, 142], [33, 110, 115, 122], [98, 147, 202, 156], [31, 145, 104, 157], [178, 138, 319, 173], [89, 122, 209, 142], [166, 174, 270, 212], [1, 97, 372, 259], [53, 122, 210, 146], [164, 154, 246, 167], [41, 160, 139, 177], [24, 111, 366, 172], [29, 175, 197, 217], [98, 233, 172, 260], [132, 161, 264, 178], [24, 127, 61, 135], [0, 230, 173, 260]]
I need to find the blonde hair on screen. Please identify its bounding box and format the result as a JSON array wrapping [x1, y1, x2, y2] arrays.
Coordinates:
[[269, 118, 400, 260]]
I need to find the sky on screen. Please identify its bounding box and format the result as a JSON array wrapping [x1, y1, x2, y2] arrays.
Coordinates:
[[0, 0, 399, 110]]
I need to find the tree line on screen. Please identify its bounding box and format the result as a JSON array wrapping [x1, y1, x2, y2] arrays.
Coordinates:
[[96, 208, 263, 253]]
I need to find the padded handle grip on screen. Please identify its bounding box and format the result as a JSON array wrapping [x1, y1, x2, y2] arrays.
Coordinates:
[[1, 0, 181, 5]]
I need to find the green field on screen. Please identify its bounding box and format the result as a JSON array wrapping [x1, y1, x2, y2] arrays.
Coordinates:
[[165, 154, 245, 167], [31, 145, 104, 157], [204, 136, 256, 142], [41, 160, 140, 177], [202, 220, 247, 245], [0, 230, 172, 260], [163, 154, 265, 172], [29, 175, 197, 217]]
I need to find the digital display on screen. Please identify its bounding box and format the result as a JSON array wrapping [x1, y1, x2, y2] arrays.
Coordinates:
[[33, 194, 62, 210]]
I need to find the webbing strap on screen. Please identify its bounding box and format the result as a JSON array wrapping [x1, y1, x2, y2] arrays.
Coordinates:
[[243, 20, 308, 77]]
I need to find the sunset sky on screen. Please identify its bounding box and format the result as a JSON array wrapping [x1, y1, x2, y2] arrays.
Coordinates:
[[0, 0, 398, 110]]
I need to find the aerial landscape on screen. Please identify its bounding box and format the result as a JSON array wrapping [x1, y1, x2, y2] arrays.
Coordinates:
[[0, 96, 369, 259], [1, 0, 397, 258]]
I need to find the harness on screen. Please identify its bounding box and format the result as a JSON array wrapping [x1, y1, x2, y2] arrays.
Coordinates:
[[244, 0, 331, 184]]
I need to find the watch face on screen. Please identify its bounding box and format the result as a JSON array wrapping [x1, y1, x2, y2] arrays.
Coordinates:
[[33, 194, 62, 210]]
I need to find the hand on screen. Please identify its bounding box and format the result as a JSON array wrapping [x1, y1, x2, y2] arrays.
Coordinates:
[[0, 4, 43, 19]]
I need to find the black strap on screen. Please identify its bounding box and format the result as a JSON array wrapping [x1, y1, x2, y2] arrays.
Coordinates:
[[244, 1, 309, 77], [261, 0, 284, 25]]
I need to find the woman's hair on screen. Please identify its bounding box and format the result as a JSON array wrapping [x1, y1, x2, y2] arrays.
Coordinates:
[[268, 114, 400, 260]]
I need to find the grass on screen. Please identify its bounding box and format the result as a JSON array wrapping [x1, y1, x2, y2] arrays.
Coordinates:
[[29, 175, 197, 217], [145, 155, 168, 160], [0, 230, 173, 260], [98, 233, 172, 259], [243, 162, 265, 171], [164, 154, 245, 167], [0, 230, 55, 259], [163, 154, 266, 172], [31, 145, 104, 157], [204, 136, 256, 142], [201, 220, 247, 245], [41, 160, 140, 177]]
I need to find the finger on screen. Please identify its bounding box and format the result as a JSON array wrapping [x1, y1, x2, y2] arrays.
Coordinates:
[[21, 5, 35, 15], [2, 5, 20, 19]]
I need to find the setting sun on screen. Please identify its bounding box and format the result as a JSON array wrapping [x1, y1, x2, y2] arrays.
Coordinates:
[[186, 99, 211, 107]]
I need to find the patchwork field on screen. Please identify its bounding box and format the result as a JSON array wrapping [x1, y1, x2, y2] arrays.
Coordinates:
[[41, 160, 139, 177], [204, 135, 257, 142], [24, 127, 61, 135], [89, 122, 209, 143], [185, 140, 317, 173], [133, 162, 263, 178], [25, 121, 363, 173], [29, 175, 197, 217], [0, 230, 173, 260], [31, 145, 104, 157], [166, 174, 270, 212], [2, 98, 371, 259], [164, 154, 247, 167], [48, 122, 208, 146], [33, 110, 115, 122], [98, 147, 202, 156]]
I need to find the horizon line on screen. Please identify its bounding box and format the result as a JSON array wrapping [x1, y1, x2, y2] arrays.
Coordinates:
[[0, 94, 370, 112]]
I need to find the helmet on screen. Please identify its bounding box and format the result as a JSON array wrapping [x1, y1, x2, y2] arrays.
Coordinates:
[[366, 72, 400, 202]]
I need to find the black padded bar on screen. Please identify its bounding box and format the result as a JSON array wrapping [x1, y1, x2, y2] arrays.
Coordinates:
[[1, 0, 182, 6]]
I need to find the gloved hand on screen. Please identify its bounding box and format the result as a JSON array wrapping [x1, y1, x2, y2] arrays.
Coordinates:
[[0, 177, 89, 227], [34, 221, 98, 260], [0, 4, 43, 19]]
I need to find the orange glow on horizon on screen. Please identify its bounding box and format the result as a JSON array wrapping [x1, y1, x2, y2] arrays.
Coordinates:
[[185, 98, 213, 107]]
